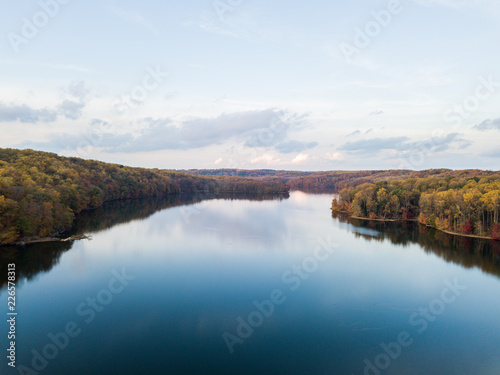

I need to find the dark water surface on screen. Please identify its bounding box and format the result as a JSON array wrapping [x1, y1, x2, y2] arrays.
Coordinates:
[[1, 192, 500, 375]]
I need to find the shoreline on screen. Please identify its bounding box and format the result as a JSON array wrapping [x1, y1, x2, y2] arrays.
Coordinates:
[[10, 234, 91, 246], [350, 215, 419, 223], [420, 225, 493, 240], [331, 209, 495, 240]]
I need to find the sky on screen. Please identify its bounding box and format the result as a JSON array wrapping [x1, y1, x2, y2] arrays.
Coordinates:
[[0, 0, 499, 171]]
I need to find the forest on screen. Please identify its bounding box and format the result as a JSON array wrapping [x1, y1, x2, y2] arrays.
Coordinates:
[[331, 173, 500, 239], [0, 148, 288, 245], [183, 168, 409, 192], [184, 168, 500, 193]]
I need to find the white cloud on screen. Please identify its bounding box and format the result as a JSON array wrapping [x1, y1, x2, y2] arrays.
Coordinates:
[[192, 9, 285, 44], [474, 118, 500, 131], [325, 152, 345, 161], [16, 109, 316, 156], [107, 3, 158, 34], [251, 153, 281, 165], [0, 60, 91, 74], [0, 82, 90, 123], [410, 0, 500, 15], [291, 153, 309, 164]]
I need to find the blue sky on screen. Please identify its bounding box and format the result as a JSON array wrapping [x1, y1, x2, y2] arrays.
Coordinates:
[[1, 0, 499, 170]]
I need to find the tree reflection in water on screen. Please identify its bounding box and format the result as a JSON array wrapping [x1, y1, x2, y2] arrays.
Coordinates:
[[332, 211, 500, 279], [0, 192, 289, 291]]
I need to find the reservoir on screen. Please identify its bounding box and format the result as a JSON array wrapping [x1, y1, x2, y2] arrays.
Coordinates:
[[1, 192, 499, 374]]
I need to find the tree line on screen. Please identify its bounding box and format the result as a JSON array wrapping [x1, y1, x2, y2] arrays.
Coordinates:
[[332, 174, 500, 239], [184, 168, 500, 193], [0, 148, 288, 245], [183, 168, 414, 192]]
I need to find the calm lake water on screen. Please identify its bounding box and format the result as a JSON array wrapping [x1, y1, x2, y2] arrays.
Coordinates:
[[1, 192, 500, 375]]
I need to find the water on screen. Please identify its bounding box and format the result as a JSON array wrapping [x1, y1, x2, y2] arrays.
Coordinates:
[[1, 192, 500, 375]]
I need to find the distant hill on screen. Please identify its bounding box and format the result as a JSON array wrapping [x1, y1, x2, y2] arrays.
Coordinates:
[[181, 168, 500, 193]]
